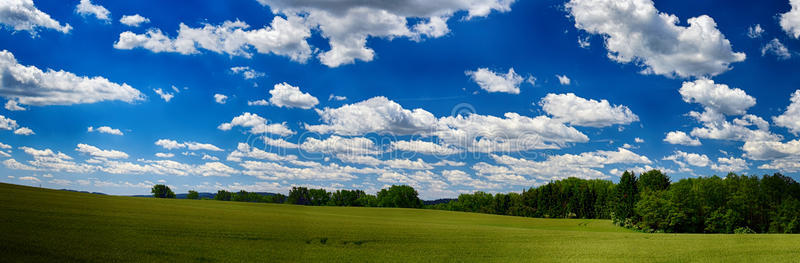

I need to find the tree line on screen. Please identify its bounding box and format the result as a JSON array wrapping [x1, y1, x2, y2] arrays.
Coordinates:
[[429, 170, 800, 233], [151, 184, 423, 208]]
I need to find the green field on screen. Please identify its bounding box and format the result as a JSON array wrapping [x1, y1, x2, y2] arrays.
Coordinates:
[[1, 183, 799, 262]]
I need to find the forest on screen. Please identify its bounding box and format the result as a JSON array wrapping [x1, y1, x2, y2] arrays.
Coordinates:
[[430, 170, 800, 233]]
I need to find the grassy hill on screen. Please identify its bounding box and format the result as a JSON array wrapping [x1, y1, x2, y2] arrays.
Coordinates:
[[1, 183, 799, 262]]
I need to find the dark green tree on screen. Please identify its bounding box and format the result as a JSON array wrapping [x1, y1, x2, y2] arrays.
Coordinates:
[[215, 190, 232, 201], [151, 184, 175, 198], [638, 170, 671, 192], [614, 171, 639, 225], [377, 185, 422, 208], [186, 190, 199, 200], [287, 187, 311, 205]]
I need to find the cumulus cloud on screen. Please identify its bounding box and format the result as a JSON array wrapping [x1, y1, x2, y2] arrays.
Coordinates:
[[230, 66, 265, 79], [153, 87, 175, 102], [567, 0, 745, 78], [539, 93, 638, 127], [465, 68, 524, 94], [300, 135, 381, 155], [555, 74, 570, 85], [762, 38, 792, 60], [328, 94, 347, 101], [75, 0, 110, 21], [663, 131, 701, 146], [663, 151, 710, 168], [17, 146, 94, 173], [710, 157, 748, 172], [14, 127, 33, 135], [4, 100, 25, 111], [155, 152, 174, 158], [247, 99, 269, 106], [780, 0, 800, 38], [0, 0, 72, 34], [0, 115, 33, 136], [114, 18, 313, 62], [88, 126, 123, 135], [0, 50, 144, 106], [256, 0, 515, 67], [227, 142, 297, 162], [268, 82, 319, 109], [120, 14, 149, 27], [747, 24, 764, 38], [76, 144, 129, 159], [214, 94, 228, 104], [154, 139, 223, 151], [218, 112, 295, 136], [306, 96, 437, 135], [679, 78, 755, 115], [307, 96, 589, 153], [774, 90, 800, 135], [482, 148, 652, 182], [390, 140, 461, 155]]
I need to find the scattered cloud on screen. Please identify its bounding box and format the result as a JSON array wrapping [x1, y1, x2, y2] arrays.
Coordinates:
[[555, 74, 570, 85], [268, 82, 319, 109], [539, 93, 638, 127], [465, 67, 524, 94], [780, 0, 800, 38], [0, 0, 72, 34], [774, 90, 800, 135], [762, 38, 791, 60], [747, 24, 764, 38], [0, 50, 143, 106], [75, 0, 110, 21], [664, 131, 701, 146], [4, 100, 25, 111], [214, 94, 228, 104], [230, 66, 265, 79], [76, 144, 129, 159], [120, 14, 149, 27], [88, 126, 123, 136], [218, 112, 295, 136], [567, 0, 745, 77]]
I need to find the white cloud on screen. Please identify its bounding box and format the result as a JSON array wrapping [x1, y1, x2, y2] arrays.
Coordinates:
[[307, 96, 589, 153], [153, 88, 174, 102], [263, 137, 299, 149], [328, 94, 347, 101], [257, 0, 514, 67], [762, 38, 792, 60], [0, 0, 72, 34], [19, 176, 40, 182], [679, 78, 755, 115], [0, 142, 11, 149], [88, 126, 123, 136], [774, 90, 800, 135], [711, 157, 748, 172], [663, 131, 701, 146], [155, 152, 174, 158], [300, 135, 381, 155], [218, 112, 295, 136], [0, 50, 144, 106], [567, 0, 745, 78], [0, 115, 18, 131], [201, 154, 219, 161], [268, 82, 319, 109], [4, 100, 25, 111], [195, 162, 238, 177], [120, 14, 149, 27], [441, 169, 500, 189], [390, 140, 461, 155], [76, 144, 129, 159], [18, 146, 94, 173], [214, 94, 228, 104], [306, 96, 437, 135], [154, 139, 222, 151], [13, 127, 33, 135], [539, 93, 638, 127], [742, 139, 800, 160], [114, 18, 313, 62], [747, 24, 764, 38], [3, 158, 35, 170], [635, 137, 644, 143], [227, 142, 297, 162], [230, 66, 265, 79], [247, 99, 269, 106], [555, 74, 570, 85], [664, 151, 710, 168], [75, 0, 110, 21], [481, 148, 651, 182], [239, 160, 368, 181], [780, 0, 800, 38], [465, 68, 524, 94]]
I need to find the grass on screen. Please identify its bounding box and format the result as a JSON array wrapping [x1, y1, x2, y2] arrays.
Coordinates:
[[1, 183, 800, 262]]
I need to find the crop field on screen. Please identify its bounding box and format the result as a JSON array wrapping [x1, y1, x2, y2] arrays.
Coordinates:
[[1, 183, 799, 262]]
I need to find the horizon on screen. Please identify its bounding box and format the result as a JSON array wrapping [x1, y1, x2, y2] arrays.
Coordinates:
[[2, 0, 800, 200]]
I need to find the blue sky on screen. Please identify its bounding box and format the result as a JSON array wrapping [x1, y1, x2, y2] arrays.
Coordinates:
[[1, 0, 800, 199]]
